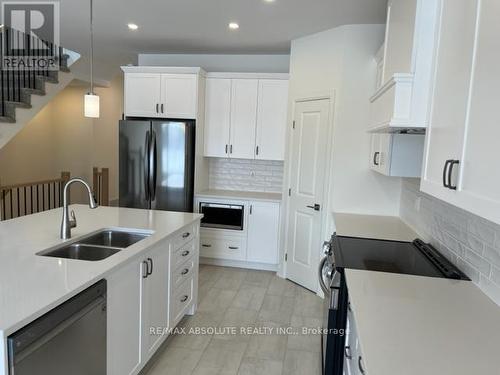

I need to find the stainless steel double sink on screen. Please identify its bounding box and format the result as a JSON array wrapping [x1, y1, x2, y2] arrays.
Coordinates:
[[37, 230, 152, 261]]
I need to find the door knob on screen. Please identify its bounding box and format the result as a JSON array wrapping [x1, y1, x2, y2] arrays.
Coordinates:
[[307, 204, 321, 211]]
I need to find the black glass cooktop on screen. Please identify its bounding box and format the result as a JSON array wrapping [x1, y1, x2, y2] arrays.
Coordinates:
[[332, 236, 469, 280]]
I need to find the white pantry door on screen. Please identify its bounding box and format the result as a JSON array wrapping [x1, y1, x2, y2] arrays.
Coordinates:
[[286, 99, 330, 292]]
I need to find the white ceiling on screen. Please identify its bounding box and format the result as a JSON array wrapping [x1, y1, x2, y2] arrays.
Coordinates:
[[59, 0, 388, 81]]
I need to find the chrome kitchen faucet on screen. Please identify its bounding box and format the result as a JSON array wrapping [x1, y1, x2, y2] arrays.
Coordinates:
[[60, 178, 98, 239]]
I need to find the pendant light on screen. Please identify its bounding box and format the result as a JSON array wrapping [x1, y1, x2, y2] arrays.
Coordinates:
[[84, 0, 99, 118]]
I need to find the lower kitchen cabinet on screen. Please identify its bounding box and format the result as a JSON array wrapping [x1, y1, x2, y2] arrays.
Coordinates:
[[142, 243, 170, 361], [247, 201, 280, 264], [344, 306, 367, 375], [197, 198, 281, 269], [106, 222, 200, 375], [107, 260, 143, 375]]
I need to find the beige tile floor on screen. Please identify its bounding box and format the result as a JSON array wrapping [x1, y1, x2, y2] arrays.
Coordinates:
[[143, 265, 323, 375]]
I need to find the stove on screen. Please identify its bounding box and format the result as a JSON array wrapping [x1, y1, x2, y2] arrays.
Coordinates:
[[320, 234, 469, 375]]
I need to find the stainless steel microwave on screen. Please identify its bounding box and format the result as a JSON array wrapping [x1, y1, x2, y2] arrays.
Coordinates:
[[199, 202, 244, 230]]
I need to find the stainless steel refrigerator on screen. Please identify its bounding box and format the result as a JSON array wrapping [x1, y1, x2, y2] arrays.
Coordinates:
[[119, 119, 195, 212]]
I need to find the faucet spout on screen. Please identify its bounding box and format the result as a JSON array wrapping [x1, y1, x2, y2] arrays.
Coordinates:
[[60, 178, 98, 240]]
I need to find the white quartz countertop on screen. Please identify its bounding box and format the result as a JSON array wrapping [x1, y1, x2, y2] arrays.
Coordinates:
[[196, 189, 282, 202], [0, 205, 202, 336], [333, 212, 418, 241], [345, 269, 500, 375]]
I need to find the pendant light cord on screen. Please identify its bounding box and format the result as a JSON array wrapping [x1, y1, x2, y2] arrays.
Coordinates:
[[89, 0, 94, 94]]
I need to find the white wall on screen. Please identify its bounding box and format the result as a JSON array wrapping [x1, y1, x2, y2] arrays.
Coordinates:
[[280, 24, 402, 276], [138, 54, 290, 73]]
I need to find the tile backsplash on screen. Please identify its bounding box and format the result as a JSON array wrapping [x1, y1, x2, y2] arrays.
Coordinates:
[[400, 178, 500, 306], [208, 158, 284, 193]]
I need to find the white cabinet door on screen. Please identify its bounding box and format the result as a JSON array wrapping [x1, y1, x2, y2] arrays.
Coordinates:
[[421, 0, 479, 198], [204, 78, 232, 157], [383, 0, 418, 81], [229, 79, 258, 159], [160, 74, 198, 119], [142, 243, 170, 361], [107, 260, 143, 375], [255, 80, 289, 161], [451, 0, 500, 225], [247, 201, 280, 264], [125, 73, 161, 117]]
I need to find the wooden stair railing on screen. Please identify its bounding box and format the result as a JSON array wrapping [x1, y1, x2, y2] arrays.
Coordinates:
[[0, 172, 70, 221], [93, 167, 109, 206]]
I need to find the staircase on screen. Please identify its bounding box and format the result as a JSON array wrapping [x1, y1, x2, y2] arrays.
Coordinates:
[[0, 26, 80, 149]]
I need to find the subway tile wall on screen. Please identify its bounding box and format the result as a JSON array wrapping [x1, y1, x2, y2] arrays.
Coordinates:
[[208, 158, 284, 193], [400, 178, 500, 306]]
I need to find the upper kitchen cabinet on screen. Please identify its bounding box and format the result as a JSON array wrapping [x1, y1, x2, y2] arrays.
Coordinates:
[[256, 80, 289, 161], [230, 79, 259, 159], [203, 73, 289, 161], [204, 78, 232, 158], [124, 73, 162, 118], [369, 0, 439, 132], [422, 0, 500, 225], [122, 67, 203, 119], [370, 133, 425, 177], [160, 74, 198, 119]]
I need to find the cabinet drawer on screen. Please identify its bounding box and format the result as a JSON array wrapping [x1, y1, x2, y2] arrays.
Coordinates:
[[200, 234, 246, 261], [172, 277, 194, 324], [172, 258, 196, 289], [173, 240, 196, 269], [172, 224, 197, 251]]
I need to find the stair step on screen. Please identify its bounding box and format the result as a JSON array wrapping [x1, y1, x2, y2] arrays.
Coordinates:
[[0, 115, 16, 123], [20, 87, 45, 96], [5, 101, 31, 109]]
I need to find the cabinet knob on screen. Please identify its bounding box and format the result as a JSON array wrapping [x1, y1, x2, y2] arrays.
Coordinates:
[[181, 268, 189, 275], [180, 295, 189, 303], [202, 244, 212, 248], [181, 250, 190, 257], [156, 103, 159, 113], [182, 232, 191, 238], [228, 246, 239, 250], [373, 151, 380, 166]]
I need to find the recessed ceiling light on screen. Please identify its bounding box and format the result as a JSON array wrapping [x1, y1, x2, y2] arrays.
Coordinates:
[[128, 23, 139, 30], [264, 0, 275, 2], [228, 22, 239, 30]]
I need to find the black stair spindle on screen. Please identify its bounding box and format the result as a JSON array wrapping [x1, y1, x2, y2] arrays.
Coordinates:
[[30, 185, 33, 214]]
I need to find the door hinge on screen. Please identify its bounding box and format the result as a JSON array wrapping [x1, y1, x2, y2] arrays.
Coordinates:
[[285, 253, 288, 262], [292, 120, 296, 129], [288, 188, 291, 196]]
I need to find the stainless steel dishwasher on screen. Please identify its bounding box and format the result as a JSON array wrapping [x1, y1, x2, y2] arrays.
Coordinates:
[[7, 280, 107, 375]]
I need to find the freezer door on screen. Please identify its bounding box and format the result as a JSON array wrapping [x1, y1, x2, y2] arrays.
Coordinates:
[[150, 120, 195, 212], [119, 120, 152, 209]]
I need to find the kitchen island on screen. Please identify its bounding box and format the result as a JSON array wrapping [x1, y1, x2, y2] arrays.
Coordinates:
[[0, 205, 202, 375]]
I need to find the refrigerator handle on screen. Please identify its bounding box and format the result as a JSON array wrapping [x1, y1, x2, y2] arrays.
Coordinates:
[[149, 130, 157, 201], [144, 131, 150, 201]]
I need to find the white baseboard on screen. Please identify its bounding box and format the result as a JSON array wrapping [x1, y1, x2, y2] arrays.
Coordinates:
[[199, 257, 278, 272]]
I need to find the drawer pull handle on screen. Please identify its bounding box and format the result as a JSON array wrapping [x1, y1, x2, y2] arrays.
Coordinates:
[[181, 268, 189, 275], [228, 246, 239, 250], [358, 356, 365, 374], [202, 244, 212, 248], [344, 346, 352, 360], [180, 295, 189, 303], [182, 232, 190, 238], [181, 250, 190, 257]]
